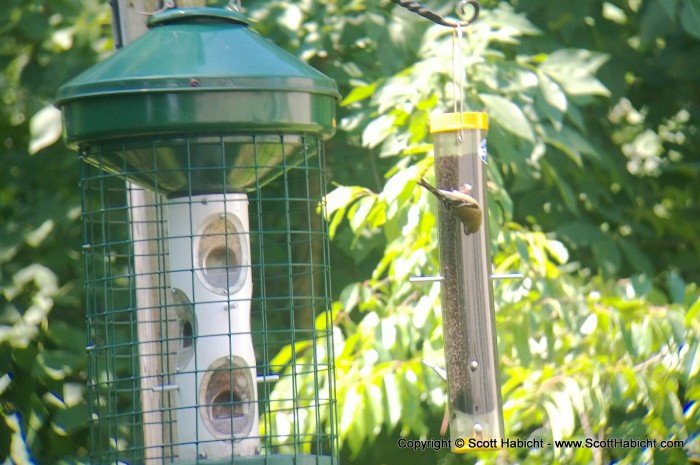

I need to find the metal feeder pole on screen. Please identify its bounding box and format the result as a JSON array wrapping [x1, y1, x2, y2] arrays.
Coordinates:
[[431, 112, 504, 452], [112, 2, 205, 461]]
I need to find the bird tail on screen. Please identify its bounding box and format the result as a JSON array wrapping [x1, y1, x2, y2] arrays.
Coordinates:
[[417, 178, 440, 197]]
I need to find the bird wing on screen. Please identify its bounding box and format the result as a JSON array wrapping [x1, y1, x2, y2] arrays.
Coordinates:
[[441, 192, 480, 209], [418, 178, 480, 209]]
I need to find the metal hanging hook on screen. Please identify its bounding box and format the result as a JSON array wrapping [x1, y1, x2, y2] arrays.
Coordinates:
[[455, 0, 480, 24], [389, 0, 480, 28], [139, 0, 175, 16]]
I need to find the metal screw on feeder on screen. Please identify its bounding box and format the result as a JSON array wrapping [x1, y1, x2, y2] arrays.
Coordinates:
[[57, 5, 339, 465]]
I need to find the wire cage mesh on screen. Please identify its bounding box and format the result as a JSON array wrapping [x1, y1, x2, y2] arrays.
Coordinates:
[[80, 134, 338, 464]]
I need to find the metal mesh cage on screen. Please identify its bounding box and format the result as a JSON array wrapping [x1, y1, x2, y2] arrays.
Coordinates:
[[80, 134, 337, 464]]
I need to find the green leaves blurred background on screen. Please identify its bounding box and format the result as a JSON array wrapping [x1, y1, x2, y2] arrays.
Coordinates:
[[1, 0, 698, 463]]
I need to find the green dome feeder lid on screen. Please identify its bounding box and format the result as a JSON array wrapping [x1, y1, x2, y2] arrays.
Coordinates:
[[56, 7, 339, 144], [56, 7, 339, 195]]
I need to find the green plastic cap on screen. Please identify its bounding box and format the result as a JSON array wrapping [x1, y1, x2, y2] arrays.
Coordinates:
[[56, 7, 339, 146]]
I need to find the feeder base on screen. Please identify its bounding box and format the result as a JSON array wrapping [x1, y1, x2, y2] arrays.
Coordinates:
[[175, 454, 335, 465]]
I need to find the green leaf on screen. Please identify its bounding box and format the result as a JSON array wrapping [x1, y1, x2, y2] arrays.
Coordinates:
[[619, 239, 655, 276], [4, 413, 33, 465], [631, 273, 653, 297], [592, 238, 622, 276], [556, 221, 606, 246], [665, 270, 686, 304], [362, 114, 396, 148], [687, 296, 700, 326], [325, 185, 369, 216], [52, 404, 89, 435], [383, 372, 401, 429], [580, 313, 597, 335], [480, 93, 535, 142], [32, 351, 82, 381], [512, 318, 531, 365], [47, 321, 86, 353], [25, 219, 54, 248], [540, 49, 610, 96], [544, 164, 580, 215], [545, 240, 569, 264], [538, 72, 567, 113], [544, 125, 602, 167], [341, 81, 379, 106], [483, 3, 541, 37], [631, 319, 652, 356], [340, 384, 362, 436], [383, 168, 414, 204], [543, 399, 564, 442], [682, 342, 700, 379], [348, 196, 377, 233], [364, 381, 384, 437], [270, 340, 312, 369], [29, 105, 62, 154], [541, 49, 609, 74], [551, 391, 575, 437], [559, 74, 610, 97], [681, 0, 700, 39], [667, 311, 686, 346], [658, 0, 680, 19], [555, 177, 579, 216]]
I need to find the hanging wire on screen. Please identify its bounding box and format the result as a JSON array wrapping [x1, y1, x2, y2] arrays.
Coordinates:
[[391, 0, 479, 139], [453, 24, 466, 140], [452, 25, 464, 116], [389, 0, 480, 28]]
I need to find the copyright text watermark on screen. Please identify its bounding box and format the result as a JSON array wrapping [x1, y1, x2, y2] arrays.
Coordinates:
[[396, 436, 685, 451]]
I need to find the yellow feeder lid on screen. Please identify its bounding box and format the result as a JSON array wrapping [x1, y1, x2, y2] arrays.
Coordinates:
[[430, 112, 488, 133]]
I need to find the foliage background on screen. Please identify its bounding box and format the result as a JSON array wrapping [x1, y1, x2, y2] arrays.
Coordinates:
[[1, 0, 699, 464]]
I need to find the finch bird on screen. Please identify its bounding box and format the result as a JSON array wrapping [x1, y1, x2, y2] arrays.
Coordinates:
[[417, 178, 482, 235]]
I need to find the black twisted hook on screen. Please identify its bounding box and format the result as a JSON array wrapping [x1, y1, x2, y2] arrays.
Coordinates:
[[389, 0, 480, 28]]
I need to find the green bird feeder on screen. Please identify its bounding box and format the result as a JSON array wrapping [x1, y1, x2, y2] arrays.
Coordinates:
[[57, 7, 339, 464]]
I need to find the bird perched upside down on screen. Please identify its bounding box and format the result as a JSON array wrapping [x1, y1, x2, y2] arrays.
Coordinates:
[[417, 178, 482, 235]]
